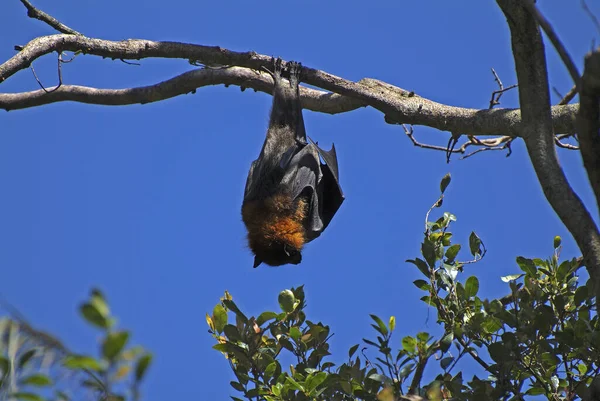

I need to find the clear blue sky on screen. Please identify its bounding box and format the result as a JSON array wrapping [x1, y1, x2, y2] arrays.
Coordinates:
[[1, 0, 598, 399]]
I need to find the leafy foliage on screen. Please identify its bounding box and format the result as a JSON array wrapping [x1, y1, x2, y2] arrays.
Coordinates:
[[209, 174, 599, 401], [0, 289, 152, 401]]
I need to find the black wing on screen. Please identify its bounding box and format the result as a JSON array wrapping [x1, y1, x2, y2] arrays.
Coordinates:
[[281, 141, 345, 242]]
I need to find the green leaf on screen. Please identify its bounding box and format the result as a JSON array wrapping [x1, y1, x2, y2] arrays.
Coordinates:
[[264, 361, 279, 379], [401, 336, 417, 354], [468, 232, 482, 257], [439, 332, 454, 353], [19, 374, 53, 387], [348, 344, 359, 359], [80, 303, 109, 329], [557, 260, 574, 281], [422, 238, 438, 268], [272, 383, 283, 396], [222, 300, 248, 324], [465, 276, 479, 298], [501, 274, 523, 282], [482, 317, 502, 334], [102, 331, 129, 361], [135, 353, 153, 382], [256, 311, 278, 326], [63, 355, 104, 372], [212, 304, 228, 334], [440, 173, 451, 194], [525, 386, 546, 396], [578, 363, 588, 375], [289, 327, 302, 341], [516, 256, 536, 276], [8, 393, 44, 401], [399, 363, 415, 379], [389, 316, 396, 332], [413, 279, 430, 291], [18, 349, 37, 369], [440, 357, 453, 370], [285, 376, 305, 392], [574, 286, 588, 306], [368, 373, 392, 386], [487, 343, 506, 363], [553, 236, 562, 249], [223, 324, 241, 342], [278, 290, 296, 313], [406, 258, 430, 277], [230, 381, 245, 392], [370, 315, 388, 336], [416, 332, 430, 343], [307, 371, 327, 392], [90, 289, 110, 317], [445, 244, 461, 262]]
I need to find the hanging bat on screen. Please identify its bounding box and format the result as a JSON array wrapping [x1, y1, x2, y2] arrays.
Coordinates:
[[241, 58, 344, 267]]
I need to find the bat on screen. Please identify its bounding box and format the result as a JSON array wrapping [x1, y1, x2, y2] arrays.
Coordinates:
[[241, 58, 344, 267]]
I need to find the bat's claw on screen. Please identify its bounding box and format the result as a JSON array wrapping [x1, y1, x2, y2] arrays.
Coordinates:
[[288, 61, 302, 85]]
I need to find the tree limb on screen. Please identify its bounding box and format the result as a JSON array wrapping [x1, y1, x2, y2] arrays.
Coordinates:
[[578, 50, 600, 223], [0, 35, 580, 138], [496, 0, 600, 302]]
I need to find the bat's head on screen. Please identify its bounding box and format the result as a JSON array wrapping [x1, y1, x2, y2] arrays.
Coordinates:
[[252, 240, 302, 267], [242, 194, 307, 267]]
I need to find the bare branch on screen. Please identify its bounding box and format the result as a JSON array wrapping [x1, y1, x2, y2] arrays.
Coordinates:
[[0, 35, 580, 138], [18, 0, 81, 35], [489, 68, 518, 109], [522, 0, 581, 89], [497, 0, 600, 301], [558, 84, 578, 105], [581, 0, 600, 37]]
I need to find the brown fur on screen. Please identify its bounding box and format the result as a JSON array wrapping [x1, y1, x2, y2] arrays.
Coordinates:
[[242, 194, 307, 257]]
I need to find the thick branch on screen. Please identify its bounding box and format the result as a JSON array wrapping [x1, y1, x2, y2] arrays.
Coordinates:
[[578, 51, 600, 218], [497, 0, 600, 297], [0, 67, 363, 114], [0, 35, 579, 137]]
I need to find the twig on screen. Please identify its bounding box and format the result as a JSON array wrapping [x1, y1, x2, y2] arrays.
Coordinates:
[[445, 134, 460, 163], [489, 68, 518, 109], [29, 52, 64, 93], [558, 85, 578, 105], [522, 0, 581, 89], [403, 124, 463, 154], [555, 136, 579, 150], [581, 0, 600, 37], [18, 0, 81, 35], [120, 59, 141, 66], [461, 138, 514, 160]]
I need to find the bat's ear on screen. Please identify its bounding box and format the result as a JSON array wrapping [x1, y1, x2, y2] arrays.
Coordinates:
[[253, 256, 263, 268]]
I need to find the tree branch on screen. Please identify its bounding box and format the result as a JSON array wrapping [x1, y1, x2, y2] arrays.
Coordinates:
[[0, 35, 580, 138], [18, 0, 81, 35], [578, 50, 600, 220], [521, 0, 581, 89], [496, 0, 600, 301]]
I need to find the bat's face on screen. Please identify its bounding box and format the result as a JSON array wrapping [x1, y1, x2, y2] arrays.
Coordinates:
[[252, 241, 302, 267]]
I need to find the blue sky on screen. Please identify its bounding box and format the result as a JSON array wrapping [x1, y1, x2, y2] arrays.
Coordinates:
[[1, 0, 598, 399]]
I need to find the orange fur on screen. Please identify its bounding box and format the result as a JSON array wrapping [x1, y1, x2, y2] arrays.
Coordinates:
[[242, 194, 307, 252]]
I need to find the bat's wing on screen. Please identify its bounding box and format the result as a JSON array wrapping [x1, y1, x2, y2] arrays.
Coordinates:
[[282, 141, 344, 242], [243, 159, 259, 200], [311, 140, 345, 238]]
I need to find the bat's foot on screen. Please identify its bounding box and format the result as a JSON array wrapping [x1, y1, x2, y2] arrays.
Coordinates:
[[273, 57, 284, 79], [287, 61, 302, 86]]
